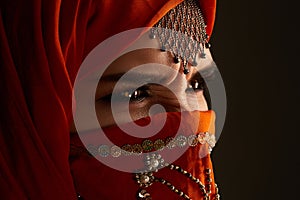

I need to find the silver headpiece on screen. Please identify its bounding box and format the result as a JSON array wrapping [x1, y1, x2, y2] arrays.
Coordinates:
[[149, 0, 210, 74]]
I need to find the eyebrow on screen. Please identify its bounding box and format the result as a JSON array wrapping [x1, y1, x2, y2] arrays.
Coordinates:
[[99, 71, 170, 84], [198, 65, 217, 81], [99, 62, 217, 84], [100, 72, 127, 82]]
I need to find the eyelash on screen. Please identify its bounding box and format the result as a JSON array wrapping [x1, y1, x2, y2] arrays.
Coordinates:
[[98, 74, 210, 104], [186, 79, 205, 92], [122, 87, 150, 103], [99, 86, 150, 104]]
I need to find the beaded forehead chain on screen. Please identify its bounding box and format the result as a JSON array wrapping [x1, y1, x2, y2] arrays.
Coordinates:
[[149, 0, 211, 74]]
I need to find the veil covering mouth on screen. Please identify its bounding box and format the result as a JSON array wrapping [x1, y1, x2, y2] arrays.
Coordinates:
[[70, 110, 218, 199]]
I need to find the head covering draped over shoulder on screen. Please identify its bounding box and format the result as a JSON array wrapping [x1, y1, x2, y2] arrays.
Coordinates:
[[0, 0, 216, 199]]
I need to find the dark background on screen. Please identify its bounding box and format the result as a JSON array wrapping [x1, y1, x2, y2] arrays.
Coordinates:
[[209, 1, 299, 199]]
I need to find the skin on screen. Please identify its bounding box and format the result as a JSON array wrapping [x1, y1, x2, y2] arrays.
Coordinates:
[[94, 48, 210, 128], [70, 33, 214, 132]]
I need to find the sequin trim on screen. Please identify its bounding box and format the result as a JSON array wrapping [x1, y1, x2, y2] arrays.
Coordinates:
[[87, 132, 215, 158]]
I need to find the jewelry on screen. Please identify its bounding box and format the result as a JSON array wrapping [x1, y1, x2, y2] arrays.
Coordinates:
[[85, 132, 215, 158], [150, 0, 211, 74], [135, 153, 221, 200], [72, 131, 218, 199]]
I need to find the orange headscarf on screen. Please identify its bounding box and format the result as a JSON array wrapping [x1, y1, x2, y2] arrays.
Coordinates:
[[0, 0, 217, 199]]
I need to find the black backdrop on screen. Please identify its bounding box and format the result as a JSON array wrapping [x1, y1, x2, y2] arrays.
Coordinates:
[[210, 1, 299, 199]]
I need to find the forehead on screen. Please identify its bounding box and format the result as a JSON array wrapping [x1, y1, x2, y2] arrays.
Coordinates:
[[103, 49, 175, 76], [102, 30, 214, 79]]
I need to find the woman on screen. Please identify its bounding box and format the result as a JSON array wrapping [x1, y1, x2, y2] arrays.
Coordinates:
[[0, 0, 223, 199]]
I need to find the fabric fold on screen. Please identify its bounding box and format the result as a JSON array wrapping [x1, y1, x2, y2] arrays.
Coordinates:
[[0, 0, 217, 199], [70, 110, 217, 199]]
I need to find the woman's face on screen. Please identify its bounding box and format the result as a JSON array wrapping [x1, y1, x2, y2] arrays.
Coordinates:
[[70, 32, 215, 132], [94, 48, 213, 128]]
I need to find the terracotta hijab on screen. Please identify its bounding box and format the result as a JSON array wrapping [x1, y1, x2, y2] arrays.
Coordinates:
[[0, 0, 216, 199]]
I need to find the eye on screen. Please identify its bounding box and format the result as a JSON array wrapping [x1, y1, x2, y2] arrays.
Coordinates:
[[130, 86, 151, 102], [98, 86, 150, 103], [186, 78, 205, 93], [123, 86, 150, 103]]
